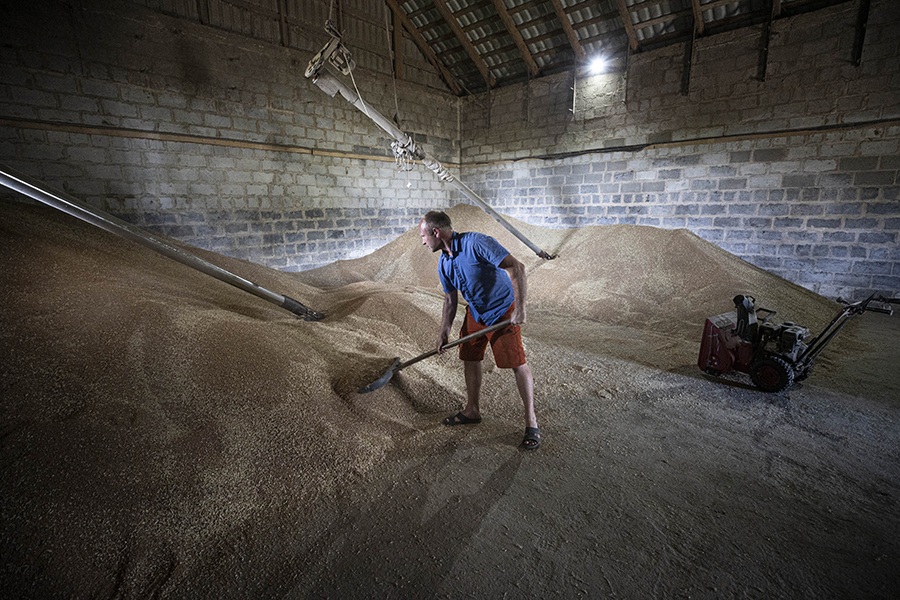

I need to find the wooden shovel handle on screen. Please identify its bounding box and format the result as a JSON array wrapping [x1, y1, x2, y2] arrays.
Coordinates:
[[398, 319, 514, 371]]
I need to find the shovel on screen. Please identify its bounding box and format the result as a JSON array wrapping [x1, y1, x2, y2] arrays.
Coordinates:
[[358, 319, 513, 393]]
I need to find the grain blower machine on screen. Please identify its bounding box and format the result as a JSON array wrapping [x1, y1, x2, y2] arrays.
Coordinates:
[[698, 293, 897, 393]]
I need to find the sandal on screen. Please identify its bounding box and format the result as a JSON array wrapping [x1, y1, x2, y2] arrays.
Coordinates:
[[442, 411, 482, 426], [521, 426, 541, 450]]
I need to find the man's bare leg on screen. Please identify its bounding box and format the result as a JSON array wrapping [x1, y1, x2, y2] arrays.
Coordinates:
[[513, 363, 537, 429], [462, 360, 483, 419], [442, 360, 484, 425]]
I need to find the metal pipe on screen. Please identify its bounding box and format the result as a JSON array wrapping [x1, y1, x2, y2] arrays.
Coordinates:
[[312, 71, 555, 260], [0, 164, 324, 320]]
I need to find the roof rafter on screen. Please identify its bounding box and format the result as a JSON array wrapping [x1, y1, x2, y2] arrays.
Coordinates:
[[690, 0, 705, 34], [614, 0, 640, 51], [491, 0, 540, 77], [384, 0, 463, 95], [432, 0, 497, 88], [548, 0, 586, 62]]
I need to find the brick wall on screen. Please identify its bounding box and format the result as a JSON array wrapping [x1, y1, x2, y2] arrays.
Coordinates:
[[0, 0, 460, 270], [458, 1, 900, 300], [462, 126, 900, 300], [1, 0, 898, 299]]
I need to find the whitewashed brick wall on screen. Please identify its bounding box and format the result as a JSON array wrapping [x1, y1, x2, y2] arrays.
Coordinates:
[[0, 0, 459, 270], [458, 0, 900, 300]]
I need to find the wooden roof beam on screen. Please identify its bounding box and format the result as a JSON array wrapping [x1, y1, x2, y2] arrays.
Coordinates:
[[690, 0, 705, 35], [548, 0, 586, 62], [432, 0, 497, 88], [384, 0, 463, 95], [614, 0, 640, 51], [491, 0, 540, 77]]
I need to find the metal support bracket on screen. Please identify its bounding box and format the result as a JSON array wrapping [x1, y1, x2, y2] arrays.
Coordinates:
[[304, 21, 355, 79]]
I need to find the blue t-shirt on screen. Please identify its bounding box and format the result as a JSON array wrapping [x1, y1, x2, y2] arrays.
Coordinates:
[[438, 232, 514, 326]]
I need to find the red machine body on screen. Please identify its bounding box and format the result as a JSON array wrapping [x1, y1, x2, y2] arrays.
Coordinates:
[[698, 293, 896, 393], [698, 312, 754, 376]]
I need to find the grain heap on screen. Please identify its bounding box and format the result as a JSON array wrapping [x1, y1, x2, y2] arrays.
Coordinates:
[[0, 199, 841, 594]]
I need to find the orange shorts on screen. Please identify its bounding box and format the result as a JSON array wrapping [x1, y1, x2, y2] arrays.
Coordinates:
[[458, 303, 526, 368]]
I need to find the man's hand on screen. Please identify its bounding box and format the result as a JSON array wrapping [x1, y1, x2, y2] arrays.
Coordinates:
[[437, 325, 454, 353]]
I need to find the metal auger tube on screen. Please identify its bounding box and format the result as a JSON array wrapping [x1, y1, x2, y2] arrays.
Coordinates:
[[0, 164, 324, 321], [417, 155, 552, 258], [311, 71, 555, 260]]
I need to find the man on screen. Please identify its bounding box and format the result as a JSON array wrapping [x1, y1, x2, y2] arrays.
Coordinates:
[[418, 210, 540, 450]]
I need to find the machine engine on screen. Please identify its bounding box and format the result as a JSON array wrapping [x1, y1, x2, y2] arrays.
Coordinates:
[[758, 321, 810, 363]]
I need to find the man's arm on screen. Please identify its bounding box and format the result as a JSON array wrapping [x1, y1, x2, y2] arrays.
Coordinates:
[[498, 254, 527, 325], [437, 289, 459, 354]]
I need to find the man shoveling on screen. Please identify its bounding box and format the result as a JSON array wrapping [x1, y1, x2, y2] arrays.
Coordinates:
[[419, 210, 541, 450]]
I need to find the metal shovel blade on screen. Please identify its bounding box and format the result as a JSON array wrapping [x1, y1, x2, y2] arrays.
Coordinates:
[[358, 358, 401, 394], [357, 319, 513, 394]]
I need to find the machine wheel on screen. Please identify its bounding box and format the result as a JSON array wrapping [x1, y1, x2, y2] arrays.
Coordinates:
[[749, 356, 794, 393]]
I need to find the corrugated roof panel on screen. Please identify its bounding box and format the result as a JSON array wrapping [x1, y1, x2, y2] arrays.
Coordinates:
[[578, 18, 620, 41], [478, 36, 505, 54], [698, 0, 766, 24], [622, 0, 694, 44], [519, 16, 559, 44], [631, 1, 679, 25], [408, 9, 438, 31], [509, 1, 555, 27], [531, 32, 572, 67], [399, 0, 431, 17], [567, 1, 611, 27], [390, 0, 854, 95], [431, 36, 459, 55], [569, 4, 620, 38], [582, 37, 623, 60]]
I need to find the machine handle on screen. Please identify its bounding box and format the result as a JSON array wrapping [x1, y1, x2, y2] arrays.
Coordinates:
[[866, 304, 893, 315], [756, 307, 776, 323]]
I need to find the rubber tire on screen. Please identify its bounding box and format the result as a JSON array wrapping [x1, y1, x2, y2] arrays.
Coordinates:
[[750, 356, 794, 393]]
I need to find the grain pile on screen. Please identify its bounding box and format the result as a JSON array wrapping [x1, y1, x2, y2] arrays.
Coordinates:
[[4, 199, 891, 598], [303, 202, 839, 334]]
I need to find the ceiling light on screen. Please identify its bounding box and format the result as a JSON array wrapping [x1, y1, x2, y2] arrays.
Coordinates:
[[589, 57, 607, 74]]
